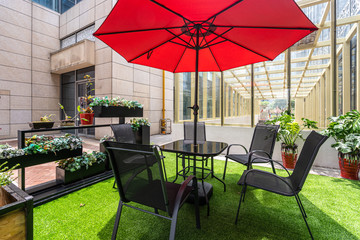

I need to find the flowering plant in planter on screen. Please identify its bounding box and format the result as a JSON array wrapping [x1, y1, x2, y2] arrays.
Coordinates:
[[0, 144, 25, 159], [266, 112, 317, 169], [129, 118, 150, 131], [90, 96, 143, 108], [57, 151, 106, 172], [322, 110, 360, 180]]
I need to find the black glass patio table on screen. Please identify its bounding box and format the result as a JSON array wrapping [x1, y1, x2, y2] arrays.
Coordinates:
[[161, 140, 228, 206]]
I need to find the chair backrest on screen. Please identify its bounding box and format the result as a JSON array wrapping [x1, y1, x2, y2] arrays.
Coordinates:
[[290, 131, 328, 191], [184, 122, 206, 142], [249, 123, 279, 157], [111, 124, 136, 143], [103, 141, 170, 214]]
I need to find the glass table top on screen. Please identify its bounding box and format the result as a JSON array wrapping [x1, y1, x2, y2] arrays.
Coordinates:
[[161, 140, 228, 157]]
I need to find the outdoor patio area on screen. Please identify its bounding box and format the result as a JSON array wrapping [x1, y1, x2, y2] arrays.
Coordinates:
[[2, 0, 360, 239], [32, 152, 360, 240]]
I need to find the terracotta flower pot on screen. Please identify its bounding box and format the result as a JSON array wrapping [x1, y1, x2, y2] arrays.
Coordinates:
[[80, 113, 94, 125], [281, 143, 298, 169], [338, 153, 360, 180]]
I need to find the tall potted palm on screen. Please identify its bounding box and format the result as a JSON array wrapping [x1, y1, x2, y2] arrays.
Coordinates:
[[266, 112, 318, 169], [323, 110, 360, 180]]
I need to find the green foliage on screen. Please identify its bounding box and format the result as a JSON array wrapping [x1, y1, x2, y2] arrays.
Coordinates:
[[89, 96, 143, 109], [99, 135, 115, 143], [57, 151, 107, 172], [0, 144, 25, 159], [0, 162, 19, 187], [323, 110, 360, 161], [40, 114, 55, 122], [130, 118, 150, 131], [266, 112, 318, 147], [23, 134, 82, 155]]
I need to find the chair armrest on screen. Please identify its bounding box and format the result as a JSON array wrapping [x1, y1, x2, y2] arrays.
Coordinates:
[[226, 144, 248, 155], [173, 175, 196, 214], [242, 169, 296, 194], [250, 157, 292, 177], [247, 150, 272, 169]]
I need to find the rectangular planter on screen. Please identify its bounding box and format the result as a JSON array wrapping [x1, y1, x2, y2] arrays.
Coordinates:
[[0, 148, 83, 170], [0, 183, 33, 240], [93, 106, 143, 118], [135, 125, 150, 145], [56, 161, 106, 185]]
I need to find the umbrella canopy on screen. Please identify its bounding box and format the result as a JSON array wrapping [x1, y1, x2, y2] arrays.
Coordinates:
[[94, 0, 317, 144]]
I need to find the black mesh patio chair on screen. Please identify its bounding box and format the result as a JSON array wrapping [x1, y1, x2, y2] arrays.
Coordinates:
[[222, 123, 279, 180], [235, 131, 328, 240], [175, 122, 207, 182], [103, 141, 201, 240], [111, 124, 136, 143]]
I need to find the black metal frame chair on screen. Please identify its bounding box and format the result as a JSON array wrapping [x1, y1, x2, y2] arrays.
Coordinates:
[[223, 123, 279, 180], [103, 141, 201, 240], [235, 131, 328, 240], [111, 124, 136, 144]]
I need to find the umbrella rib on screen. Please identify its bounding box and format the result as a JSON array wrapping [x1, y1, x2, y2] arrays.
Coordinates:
[[94, 26, 184, 36], [204, 0, 245, 23], [173, 47, 188, 73], [150, 0, 194, 24], [204, 38, 222, 72], [214, 25, 317, 31], [208, 29, 272, 60], [204, 27, 233, 47], [128, 30, 188, 62], [166, 29, 194, 48]]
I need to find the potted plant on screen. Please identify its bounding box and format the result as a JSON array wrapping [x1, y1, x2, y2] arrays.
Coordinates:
[[322, 110, 360, 180], [29, 114, 55, 129], [90, 96, 143, 118], [78, 106, 94, 125], [0, 161, 33, 240], [56, 151, 107, 184], [59, 103, 76, 126], [266, 112, 318, 169], [130, 118, 150, 145]]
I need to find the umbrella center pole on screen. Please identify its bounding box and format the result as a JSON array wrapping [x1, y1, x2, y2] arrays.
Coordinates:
[[193, 26, 201, 146]]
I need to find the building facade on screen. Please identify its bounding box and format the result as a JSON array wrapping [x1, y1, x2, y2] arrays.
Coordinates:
[[0, 0, 174, 139]]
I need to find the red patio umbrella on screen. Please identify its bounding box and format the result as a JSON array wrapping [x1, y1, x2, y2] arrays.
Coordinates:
[[94, 0, 317, 144]]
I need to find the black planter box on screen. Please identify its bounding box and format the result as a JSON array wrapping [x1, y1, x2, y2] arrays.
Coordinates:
[[29, 121, 54, 129], [0, 148, 83, 170], [56, 161, 106, 185], [0, 183, 33, 239], [135, 125, 150, 145], [93, 106, 143, 118]]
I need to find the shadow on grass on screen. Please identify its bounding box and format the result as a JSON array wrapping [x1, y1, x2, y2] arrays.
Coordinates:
[[330, 177, 360, 190], [96, 172, 357, 240]]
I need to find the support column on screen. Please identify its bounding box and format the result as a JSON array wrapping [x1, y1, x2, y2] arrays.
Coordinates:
[[343, 43, 351, 113], [330, 0, 337, 116]]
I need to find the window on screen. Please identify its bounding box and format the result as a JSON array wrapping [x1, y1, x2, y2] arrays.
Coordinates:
[[32, 0, 82, 13], [199, 73, 203, 119], [182, 73, 192, 120], [350, 34, 357, 110], [207, 73, 213, 118], [61, 25, 95, 49], [215, 75, 220, 118]]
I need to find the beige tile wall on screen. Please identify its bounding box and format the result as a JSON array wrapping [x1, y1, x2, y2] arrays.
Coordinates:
[[0, 0, 60, 139]]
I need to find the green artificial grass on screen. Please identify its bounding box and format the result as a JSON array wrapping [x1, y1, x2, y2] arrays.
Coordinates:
[[34, 153, 360, 240]]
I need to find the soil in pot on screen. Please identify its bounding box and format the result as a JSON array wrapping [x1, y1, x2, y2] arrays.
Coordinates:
[[338, 154, 360, 180], [281, 144, 298, 169], [61, 120, 75, 126]]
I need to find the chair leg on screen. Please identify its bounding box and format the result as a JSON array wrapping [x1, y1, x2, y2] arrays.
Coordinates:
[[113, 180, 117, 189], [235, 184, 247, 225], [270, 161, 276, 174], [154, 208, 159, 214], [111, 201, 123, 240], [169, 215, 178, 240], [295, 194, 307, 218], [294, 195, 313, 240], [193, 179, 201, 229], [223, 157, 229, 180]]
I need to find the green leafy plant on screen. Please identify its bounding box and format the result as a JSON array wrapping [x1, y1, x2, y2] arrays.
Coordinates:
[[0, 144, 25, 159], [89, 96, 143, 109], [40, 114, 55, 122], [130, 118, 150, 131], [99, 135, 116, 143], [0, 162, 19, 187], [266, 112, 318, 148], [57, 151, 106, 172], [322, 110, 360, 163]]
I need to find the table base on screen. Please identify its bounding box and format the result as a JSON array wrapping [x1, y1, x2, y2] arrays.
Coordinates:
[[186, 181, 213, 206]]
